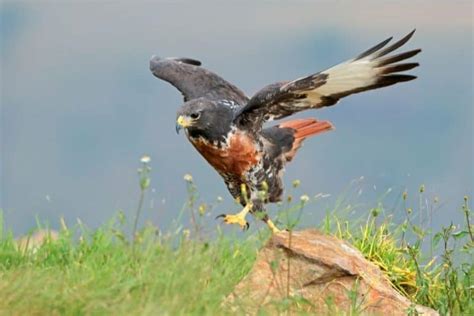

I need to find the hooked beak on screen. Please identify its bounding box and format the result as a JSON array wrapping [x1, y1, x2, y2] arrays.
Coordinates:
[[176, 115, 192, 134]]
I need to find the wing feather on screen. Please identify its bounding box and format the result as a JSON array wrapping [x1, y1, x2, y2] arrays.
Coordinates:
[[150, 56, 248, 105], [235, 30, 421, 129]]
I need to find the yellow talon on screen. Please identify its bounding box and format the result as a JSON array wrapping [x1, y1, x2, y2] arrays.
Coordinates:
[[216, 203, 252, 230]]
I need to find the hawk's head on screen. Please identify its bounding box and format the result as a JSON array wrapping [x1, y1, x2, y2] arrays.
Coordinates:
[[176, 98, 234, 142]]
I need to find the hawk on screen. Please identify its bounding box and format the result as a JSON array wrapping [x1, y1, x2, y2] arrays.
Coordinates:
[[150, 30, 420, 233]]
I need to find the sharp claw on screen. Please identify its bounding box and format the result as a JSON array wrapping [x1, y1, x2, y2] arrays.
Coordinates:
[[215, 212, 249, 231]]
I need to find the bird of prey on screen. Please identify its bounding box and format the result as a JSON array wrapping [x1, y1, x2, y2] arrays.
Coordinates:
[[150, 30, 420, 233]]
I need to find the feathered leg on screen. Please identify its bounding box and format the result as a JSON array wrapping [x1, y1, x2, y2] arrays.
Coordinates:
[[252, 201, 281, 234]]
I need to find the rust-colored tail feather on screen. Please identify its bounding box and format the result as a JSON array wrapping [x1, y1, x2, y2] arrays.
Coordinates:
[[280, 118, 334, 139], [279, 118, 334, 162]]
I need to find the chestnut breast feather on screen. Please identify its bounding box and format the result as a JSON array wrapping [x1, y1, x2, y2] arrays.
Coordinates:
[[190, 132, 261, 177]]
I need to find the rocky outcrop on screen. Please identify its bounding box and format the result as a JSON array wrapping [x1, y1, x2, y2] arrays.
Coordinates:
[[227, 230, 438, 315], [16, 229, 59, 251]]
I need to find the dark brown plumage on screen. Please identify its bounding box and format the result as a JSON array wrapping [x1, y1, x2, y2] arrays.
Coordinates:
[[150, 30, 421, 232]]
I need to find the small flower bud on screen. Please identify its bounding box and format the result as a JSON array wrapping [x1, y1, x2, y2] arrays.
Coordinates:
[[419, 184, 425, 193], [183, 229, 190, 239], [371, 208, 380, 217], [300, 194, 310, 203], [198, 204, 207, 216]]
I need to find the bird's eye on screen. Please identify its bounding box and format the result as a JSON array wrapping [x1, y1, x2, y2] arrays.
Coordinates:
[[190, 112, 200, 119]]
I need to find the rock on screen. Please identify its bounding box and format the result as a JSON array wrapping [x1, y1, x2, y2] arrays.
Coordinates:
[[16, 229, 59, 252], [227, 229, 438, 315]]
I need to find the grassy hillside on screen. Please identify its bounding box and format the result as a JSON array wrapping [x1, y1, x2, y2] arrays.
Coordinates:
[[0, 165, 472, 315], [0, 220, 257, 315]]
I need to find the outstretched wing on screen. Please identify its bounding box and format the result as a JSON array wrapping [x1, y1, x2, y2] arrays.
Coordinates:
[[235, 30, 421, 129], [150, 56, 248, 105]]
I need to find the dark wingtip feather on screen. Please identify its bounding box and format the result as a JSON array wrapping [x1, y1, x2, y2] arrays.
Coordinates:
[[355, 36, 393, 61], [390, 74, 418, 82], [377, 49, 421, 67], [374, 29, 417, 58], [380, 62, 419, 74], [376, 74, 418, 88]]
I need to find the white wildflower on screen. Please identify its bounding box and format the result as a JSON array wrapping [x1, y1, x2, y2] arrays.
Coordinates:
[[140, 155, 151, 164], [300, 194, 310, 203]]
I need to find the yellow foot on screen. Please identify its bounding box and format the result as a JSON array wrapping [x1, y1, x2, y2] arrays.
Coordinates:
[[216, 203, 252, 231], [266, 219, 282, 234]]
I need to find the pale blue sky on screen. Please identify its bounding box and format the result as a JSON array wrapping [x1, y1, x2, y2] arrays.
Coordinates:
[[1, 1, 472, 234]]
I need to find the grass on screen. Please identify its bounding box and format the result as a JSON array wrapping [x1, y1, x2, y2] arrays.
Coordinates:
[[0, 159, 472, 315], [0, 217, 258, 315], [325, 197, 473, 315]]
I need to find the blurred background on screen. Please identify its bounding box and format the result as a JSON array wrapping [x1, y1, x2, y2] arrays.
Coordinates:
[[1, 1, 472, 235]]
